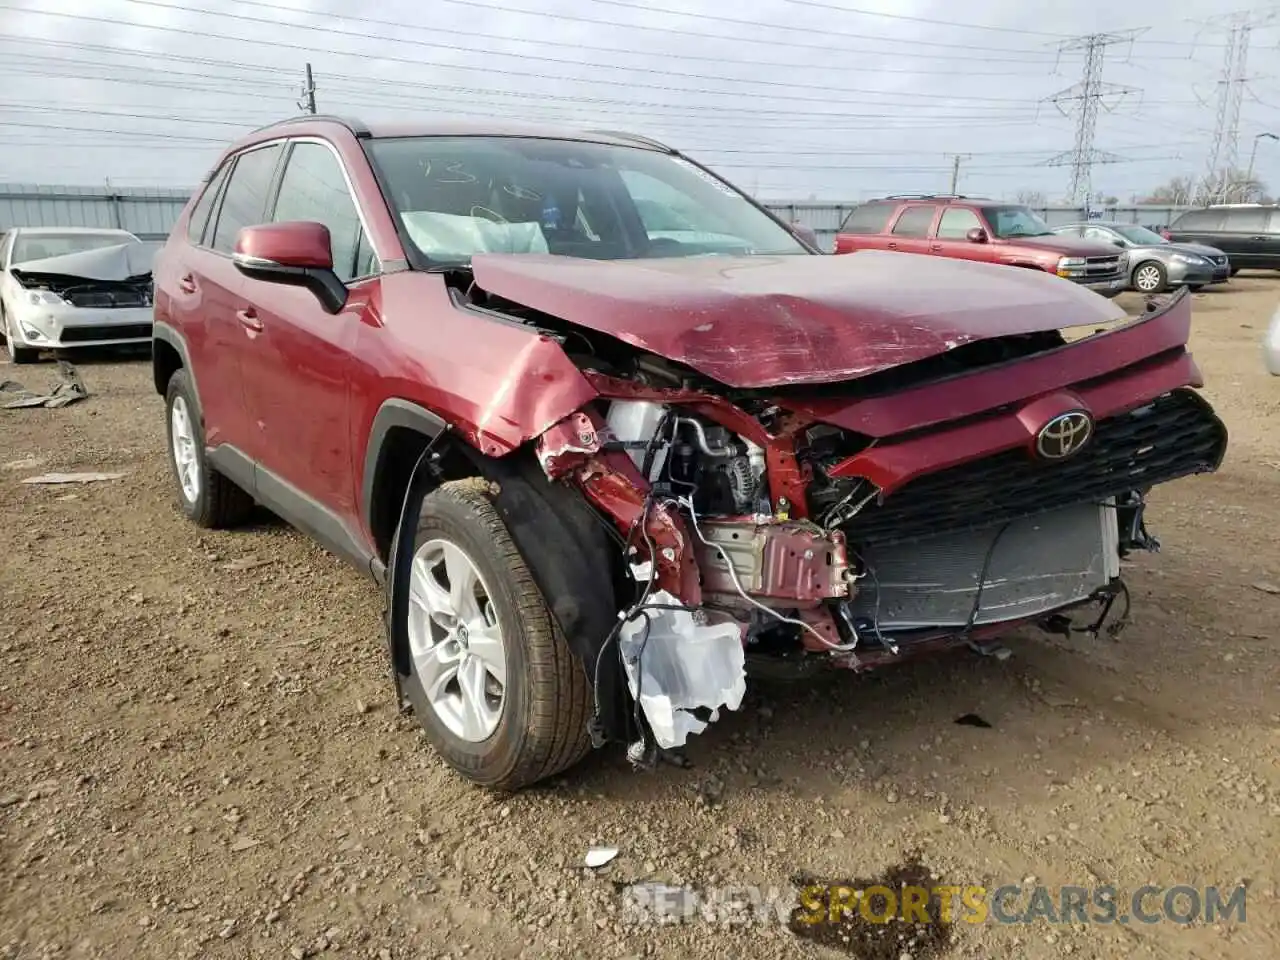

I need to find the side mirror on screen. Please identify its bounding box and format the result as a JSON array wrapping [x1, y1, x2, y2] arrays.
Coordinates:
[[1112, 238, 1126, 248], [791, 223, 819, 248], [233, 221, 347, 314], [965, 226, 988, 244]]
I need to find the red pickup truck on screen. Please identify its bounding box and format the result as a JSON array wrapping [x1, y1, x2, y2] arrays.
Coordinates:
[[834, 195, 1129, 298]]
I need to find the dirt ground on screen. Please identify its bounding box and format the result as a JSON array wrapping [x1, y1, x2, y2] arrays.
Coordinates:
[[2, 277, 1279, 960]]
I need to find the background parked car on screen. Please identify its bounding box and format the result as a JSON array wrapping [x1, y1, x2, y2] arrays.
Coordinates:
[[1051, 221, 1230, 294], [834, 195, 1128, 298], [1163, 204, 1280, 274], [0, 226, 155, 363]]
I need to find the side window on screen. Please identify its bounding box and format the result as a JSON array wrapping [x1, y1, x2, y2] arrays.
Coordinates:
[[891, 205, 937, 238], [1083, 226, 1116, 242], [271, 141, 375, 282], [1225, 208, 1269, 232], [186, 162, 231, 246], [1171, 209, 1224, 231], [838, 203, 894, 235], [936, 207, 982, 239], [211, 143, 284, 254]]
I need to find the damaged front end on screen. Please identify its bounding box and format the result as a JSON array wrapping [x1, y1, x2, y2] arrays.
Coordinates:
[[8, 241, 155, 349], [517, 289, 1227, 767]]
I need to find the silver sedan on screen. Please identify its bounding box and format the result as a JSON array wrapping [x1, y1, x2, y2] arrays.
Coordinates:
[[1051, 222, 1230, 294]]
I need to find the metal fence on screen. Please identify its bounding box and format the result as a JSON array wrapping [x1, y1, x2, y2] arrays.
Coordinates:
[[763, 202, 1199, 252], [0, 183, 192, 242]]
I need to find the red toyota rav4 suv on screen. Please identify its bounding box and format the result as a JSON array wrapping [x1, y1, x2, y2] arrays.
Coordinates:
[[834, 195, 1130, 298], [153, 116, 1226, 791]]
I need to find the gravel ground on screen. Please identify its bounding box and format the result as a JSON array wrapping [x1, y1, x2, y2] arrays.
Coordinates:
[[2, 278, 1279, 960]]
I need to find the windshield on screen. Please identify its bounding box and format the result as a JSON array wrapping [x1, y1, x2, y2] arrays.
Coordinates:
[[366, 136, 808, 264], [1113, 224, 1167, 245], [12, 232, 134, 264], [981, 205, 1055, 239]]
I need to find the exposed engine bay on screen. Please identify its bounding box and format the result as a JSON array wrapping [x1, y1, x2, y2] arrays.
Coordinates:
[[444, 267, 1228, 769], [12, 270, 153, 309]]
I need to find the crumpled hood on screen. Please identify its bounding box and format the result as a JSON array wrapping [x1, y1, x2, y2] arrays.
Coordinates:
[[11, 241, 154, 282], [469, 250, 1127, 388]]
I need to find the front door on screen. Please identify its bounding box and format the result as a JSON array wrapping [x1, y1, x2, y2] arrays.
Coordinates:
[[235, 139, 381, 539], [928, 206, 989, 262]]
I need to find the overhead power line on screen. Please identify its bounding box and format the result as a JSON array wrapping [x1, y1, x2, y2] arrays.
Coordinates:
[[1197, 8, 1276, 203], [1043, 30, 1146, 204]]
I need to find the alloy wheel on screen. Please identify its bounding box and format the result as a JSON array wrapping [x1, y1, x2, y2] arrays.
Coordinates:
[[406, 538, 507, 742], [1134, 265, 1162, 292], [169, 395, 201, 504]]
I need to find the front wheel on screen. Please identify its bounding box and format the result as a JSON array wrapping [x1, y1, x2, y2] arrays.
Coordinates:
[[1132, 260, 1167, 294], [3, 309, 38, 364], [393, 478, 591, 791]]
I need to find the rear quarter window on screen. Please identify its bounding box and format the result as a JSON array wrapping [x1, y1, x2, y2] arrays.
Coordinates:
[[838, 203, 894, 235], [1223, 208, 1276, 233], [1169, 209, 1225, 232]]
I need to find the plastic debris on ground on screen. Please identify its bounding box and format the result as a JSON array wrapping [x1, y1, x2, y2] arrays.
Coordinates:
[[617, 590, 746, 750], [584, 847, 619, 869], [1, 361, 89, 409], [21, 472, 125, 485]]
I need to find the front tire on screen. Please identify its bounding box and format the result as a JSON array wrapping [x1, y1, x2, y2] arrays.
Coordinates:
[[395, 478, 591, 791], [1132, 261, 1167, 294], [3, 310, 38, 364], [164, 369, 254, 528]]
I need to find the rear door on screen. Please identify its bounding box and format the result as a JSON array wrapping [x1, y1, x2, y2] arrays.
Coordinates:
[[884, 204, 939, 256], [928, 205, 988, 262], [1214, 208, 1276, 268], [187, 143, 285, 457], [833, 201, 896, 253], [1166, 208, 1227, 251]]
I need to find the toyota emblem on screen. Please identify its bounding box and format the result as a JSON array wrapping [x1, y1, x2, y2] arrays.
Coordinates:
[[1035, 410, 1094, 460]]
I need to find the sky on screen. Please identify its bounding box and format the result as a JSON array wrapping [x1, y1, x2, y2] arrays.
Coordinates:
[[0, 0, 1274, 202]]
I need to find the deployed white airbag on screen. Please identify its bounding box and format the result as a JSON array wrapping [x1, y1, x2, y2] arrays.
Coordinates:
[[401, 211, 549, 259]]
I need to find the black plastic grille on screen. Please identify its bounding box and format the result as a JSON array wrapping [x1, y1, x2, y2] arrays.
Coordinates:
[[838, 389, 1227, 547], [66, 289, 149, 309], [59, 322, 152, 344]]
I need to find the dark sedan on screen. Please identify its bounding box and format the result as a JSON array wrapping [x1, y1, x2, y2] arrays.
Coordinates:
[[1051, 221, 1230, 294]]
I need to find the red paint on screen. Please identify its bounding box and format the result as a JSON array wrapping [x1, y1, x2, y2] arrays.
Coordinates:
[[471, 248, 1126, 388], [790, 293, 1193, 437], [235, 221, 334, 269], [155, 117, 1225, 668], [827, 348, 1203, 494]]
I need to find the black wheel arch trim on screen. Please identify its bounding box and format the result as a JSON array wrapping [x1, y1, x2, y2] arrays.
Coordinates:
[[361, 397, 449, 544], [376, 413, 634, 746], [152, 321, 199, 413]]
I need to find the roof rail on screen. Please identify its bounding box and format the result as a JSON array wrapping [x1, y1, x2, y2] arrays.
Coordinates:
[[246, 114, 372, 138], [585, 129, 674, 151], [878, 193, 976, 201]]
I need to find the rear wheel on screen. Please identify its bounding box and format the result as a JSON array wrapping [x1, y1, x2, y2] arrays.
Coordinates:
[[394, 478, 591, 791], [1132, 261, 1167, 293], [164, 369, 254, 528]]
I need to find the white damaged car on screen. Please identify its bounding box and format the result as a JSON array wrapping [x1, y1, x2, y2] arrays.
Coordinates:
[[0, 227, 155, 364]]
